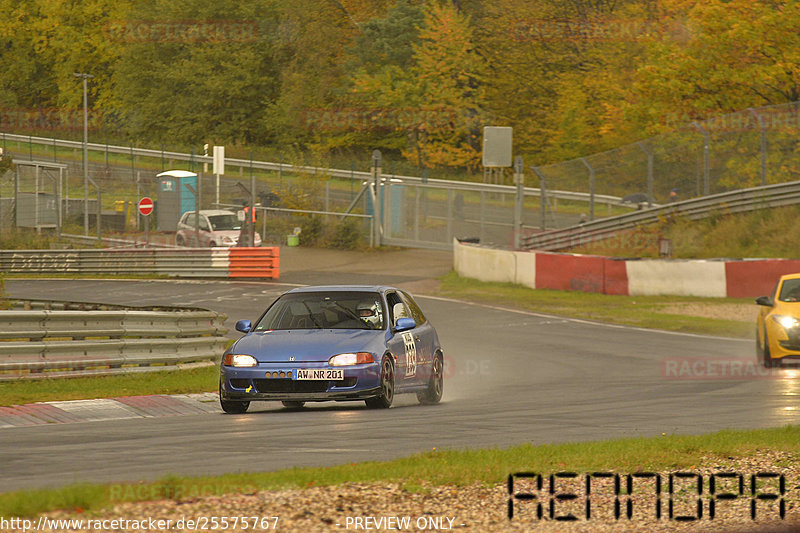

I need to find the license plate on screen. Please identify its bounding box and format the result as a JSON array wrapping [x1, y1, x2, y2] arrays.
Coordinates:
[[293, 369, 344, 380]]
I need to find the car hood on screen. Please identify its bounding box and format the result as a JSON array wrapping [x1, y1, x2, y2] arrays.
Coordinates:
[[230, 329, 386, 362]]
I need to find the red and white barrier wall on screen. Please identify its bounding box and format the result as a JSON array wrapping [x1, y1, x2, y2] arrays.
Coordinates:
[[454, 240, 799, 298]]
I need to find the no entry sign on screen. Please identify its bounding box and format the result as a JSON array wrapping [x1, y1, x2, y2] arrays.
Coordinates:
[[138, 197, 154, 216]]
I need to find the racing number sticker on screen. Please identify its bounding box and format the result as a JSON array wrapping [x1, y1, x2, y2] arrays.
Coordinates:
[[402, 332, 417, 378]]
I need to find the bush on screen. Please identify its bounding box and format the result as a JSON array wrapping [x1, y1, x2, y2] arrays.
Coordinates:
[[329, 218, 362, 249], [299, 216, 323, 246]]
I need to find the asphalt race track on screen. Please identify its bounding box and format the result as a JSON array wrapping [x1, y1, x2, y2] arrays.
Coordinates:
[[2, 278, 799, 492]]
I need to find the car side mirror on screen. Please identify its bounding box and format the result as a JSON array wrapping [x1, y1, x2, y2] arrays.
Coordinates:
[[395, 317, 416, 332], [235, 319, 252, 333], [755, 296, 774, 307]]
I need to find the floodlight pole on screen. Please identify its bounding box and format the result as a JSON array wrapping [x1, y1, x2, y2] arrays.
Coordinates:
[[74, 73, 94, 236]]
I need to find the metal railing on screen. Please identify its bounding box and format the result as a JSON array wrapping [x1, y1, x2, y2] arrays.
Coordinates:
[[0, 247, 278, 278], [0, 299, 228, 379], [521, 180, 800, 251]]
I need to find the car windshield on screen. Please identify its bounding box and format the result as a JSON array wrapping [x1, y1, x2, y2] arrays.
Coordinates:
[[254, 291, 385, 331], [779, 279, 800, 302], [208, 214, 240, 231]]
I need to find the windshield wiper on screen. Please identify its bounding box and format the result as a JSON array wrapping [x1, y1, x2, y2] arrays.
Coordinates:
[[330, 301, 372, 329], [301, 301, 323, 329]]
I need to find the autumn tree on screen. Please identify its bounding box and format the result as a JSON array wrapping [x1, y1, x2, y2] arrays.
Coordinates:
[[347, 1, 486, 170], [634, 0, 800, 127]]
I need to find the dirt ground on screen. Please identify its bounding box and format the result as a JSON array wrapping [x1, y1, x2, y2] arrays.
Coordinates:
[[658, 303, 759, 323]]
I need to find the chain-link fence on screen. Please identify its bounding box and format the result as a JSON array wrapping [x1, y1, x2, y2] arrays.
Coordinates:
[[2, 102, 800, 249], [533, 102, 800, 207]]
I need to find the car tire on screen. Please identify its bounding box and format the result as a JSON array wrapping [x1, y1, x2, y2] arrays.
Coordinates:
[[176, 235, 185, 247], [281, 401, 305, 409], [417, 352, 443, 405], [761, 331, 780, 368], [756, 327, 764, 359], [365, 356, 394, 409], [220, 398, 250, 414]]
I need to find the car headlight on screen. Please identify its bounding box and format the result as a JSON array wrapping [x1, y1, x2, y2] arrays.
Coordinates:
[[329, 352, 374, 366], [772, 315, 800, 330], [223, 354, 258, 367]]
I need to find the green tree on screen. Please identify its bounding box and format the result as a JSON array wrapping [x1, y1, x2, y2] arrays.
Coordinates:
[[347, 1, 485, 170], [108, 0, 279, 146]]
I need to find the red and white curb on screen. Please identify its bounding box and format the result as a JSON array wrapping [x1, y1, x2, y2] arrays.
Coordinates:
[[0, 393, 220, 428]]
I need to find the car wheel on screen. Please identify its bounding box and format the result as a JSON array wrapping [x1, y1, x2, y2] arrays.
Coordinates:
[[176, 235, 185, 247], [281, 401, 305, 409], [417, 353, 443, 405], [365, 356, 394, 409], [762, 331, 780, 368], [220, 398, 250, 414]]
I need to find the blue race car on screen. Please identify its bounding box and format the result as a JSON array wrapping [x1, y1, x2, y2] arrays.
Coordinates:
[[219, 285, 444, 413]]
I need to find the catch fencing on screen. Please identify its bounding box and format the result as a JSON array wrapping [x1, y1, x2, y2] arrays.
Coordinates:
[[0, 299, 228, 379], [0, 132, 620, 250], [0, 247, 279, 278], [3, 101, 800, 250]]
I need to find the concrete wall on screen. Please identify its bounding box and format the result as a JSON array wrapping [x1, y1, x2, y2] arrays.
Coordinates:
[[453, 239, 800, 298], [626, 260, 727, 297]]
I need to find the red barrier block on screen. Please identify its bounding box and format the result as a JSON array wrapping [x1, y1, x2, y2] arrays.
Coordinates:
[[535, 252, 605, 293], [229, 247, 280, 279], [725, 259, 800, 298], [603, 258, 629, 295], [535, 252, 629, 295]]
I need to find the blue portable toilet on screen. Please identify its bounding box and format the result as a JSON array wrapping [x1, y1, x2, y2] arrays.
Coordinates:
[[156, 170, 198, 231]]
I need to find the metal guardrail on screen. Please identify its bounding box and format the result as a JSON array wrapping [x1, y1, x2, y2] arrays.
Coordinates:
[[0, 247, 279, 278], [0, 299, 228, 379], [0, 132, 622, 206], [520, 180, 800, 251]]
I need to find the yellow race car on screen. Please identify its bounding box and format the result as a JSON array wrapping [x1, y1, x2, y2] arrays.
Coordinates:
[[756, 273, 800, 367]]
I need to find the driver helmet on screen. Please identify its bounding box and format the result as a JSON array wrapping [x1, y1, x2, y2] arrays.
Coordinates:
[[356, 300, 382, 328]]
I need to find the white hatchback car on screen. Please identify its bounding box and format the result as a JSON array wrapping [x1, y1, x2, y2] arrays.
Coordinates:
[[175, 209, 262, 247]]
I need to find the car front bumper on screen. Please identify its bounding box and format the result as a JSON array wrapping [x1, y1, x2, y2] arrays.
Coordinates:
[[766, 322, 800, 360], [220, 362, 381, 402]]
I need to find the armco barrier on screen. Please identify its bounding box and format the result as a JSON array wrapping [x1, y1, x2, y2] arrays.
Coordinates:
[[0, 247, 279, 278], [0, 299, 228, 379], [454, 239, 800, 298], [521, 180, 800, 251]]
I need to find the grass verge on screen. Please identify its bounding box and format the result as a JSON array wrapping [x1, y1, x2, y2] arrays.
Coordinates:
[[1, 425, 796, 517], [437, 271, 754, 338], [0, 366, 218, 407]]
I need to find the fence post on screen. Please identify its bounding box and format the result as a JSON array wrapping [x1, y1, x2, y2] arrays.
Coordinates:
[[370, 150, 381, 247], [532, 166, 547, 231], [636, 141, 654, 205], [691, 122, 710, 195], [513, 156, 524, 249], [580, 157, 595, 221], [748, 108, 767, 186]]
